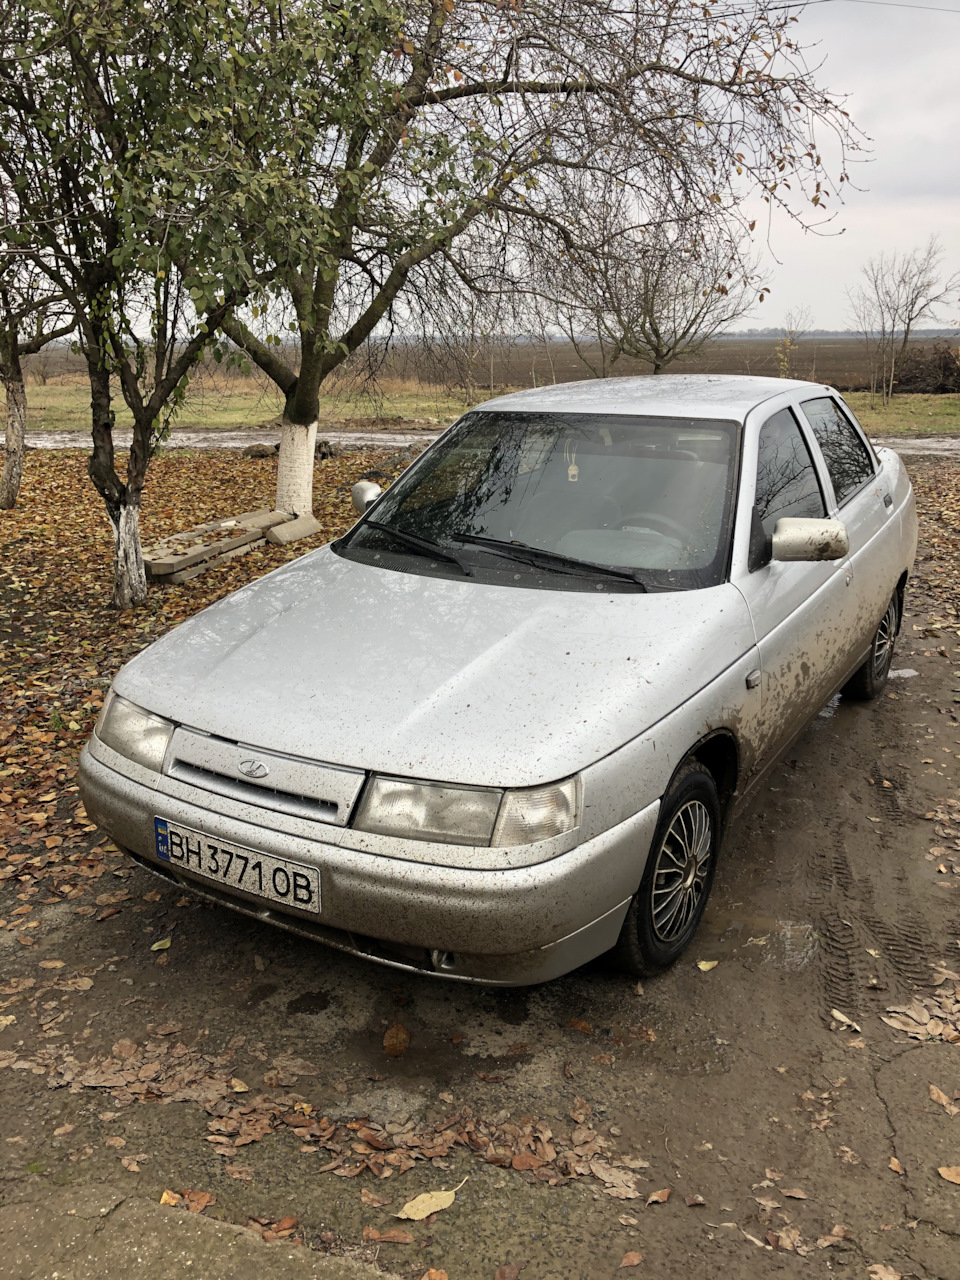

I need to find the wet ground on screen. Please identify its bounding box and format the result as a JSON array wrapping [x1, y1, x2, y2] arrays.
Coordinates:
[[3, 498, 960, 1279]]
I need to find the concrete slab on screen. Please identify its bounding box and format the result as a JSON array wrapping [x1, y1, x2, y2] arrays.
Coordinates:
[[265, 515, 322, 545], [0, 1184, 395, 1280]]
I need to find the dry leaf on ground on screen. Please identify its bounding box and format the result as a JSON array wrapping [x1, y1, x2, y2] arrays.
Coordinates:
[[362, 1227, 414, 1244], [494, 1263, 529, 1280], [646, 1187, 671, 1205], [938, 1166, 960, 1184], [929, 1084, 960, 1116], [383, 1021, 411, 1057], [888, 1157, 904, 1175], [360, 1187, 393, 1208], [696, 960, 718, 972], [182, 1188, 216, 1213], [150, 937, 172, 951], [867, 1267, 901, 1280], [396, 1176, 468, 1221], [817, 1225, 851, 1248], [159, 1190, 181, 1206], [419, 1271, 448, 1280], [781, 1187, 807, 1199], [620, 1252, 643, 1268]]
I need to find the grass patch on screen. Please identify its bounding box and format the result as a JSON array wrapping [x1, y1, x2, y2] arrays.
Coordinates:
[[25, 372, 469, 433], [844, 393, 960, 437]]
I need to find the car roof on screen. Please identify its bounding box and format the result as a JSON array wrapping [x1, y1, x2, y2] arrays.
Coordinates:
[[476, 374, 834, 424]]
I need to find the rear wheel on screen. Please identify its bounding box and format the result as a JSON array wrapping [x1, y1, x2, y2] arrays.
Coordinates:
[[611, 762, 721, 977], [842, 591, 899, 701]]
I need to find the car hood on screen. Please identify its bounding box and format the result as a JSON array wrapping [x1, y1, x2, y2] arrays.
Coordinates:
[[114, 548, 754, 788]]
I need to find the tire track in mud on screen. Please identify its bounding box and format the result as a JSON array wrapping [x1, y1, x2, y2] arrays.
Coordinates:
[[806, 819, 870, 1021]]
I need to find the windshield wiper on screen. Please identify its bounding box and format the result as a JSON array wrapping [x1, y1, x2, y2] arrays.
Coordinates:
[[449, 532, 648, 589], [363, 519, 472, 574]]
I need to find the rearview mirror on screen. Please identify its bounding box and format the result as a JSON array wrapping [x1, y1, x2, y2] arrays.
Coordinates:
[[351, 481, 382, 515], [772, 517, 849, 562]]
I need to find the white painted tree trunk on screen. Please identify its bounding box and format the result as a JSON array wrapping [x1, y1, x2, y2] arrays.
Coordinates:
[[111, 501, 148, 609], [276, 418, 317, 516], [0, 376, 27, 510]]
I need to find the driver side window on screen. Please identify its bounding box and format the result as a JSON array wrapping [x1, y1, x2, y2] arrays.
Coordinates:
[[755, 408, 826, 539]]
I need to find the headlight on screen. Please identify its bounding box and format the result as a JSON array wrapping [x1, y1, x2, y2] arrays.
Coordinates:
[[95, 691, 174, 772], [353, 773, 581, 846], [492, 776, 581, 847], [354, 776, 502, 846]]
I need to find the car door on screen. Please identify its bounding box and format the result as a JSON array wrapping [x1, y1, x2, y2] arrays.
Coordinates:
[[734, 405, 854, 776], [796, 396, 899, 658]]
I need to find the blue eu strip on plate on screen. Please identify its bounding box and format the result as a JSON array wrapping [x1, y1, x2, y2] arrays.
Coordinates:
[[155, 817, 170, 861]]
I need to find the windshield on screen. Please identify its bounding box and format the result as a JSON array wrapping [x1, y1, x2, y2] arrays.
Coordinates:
[[338, 410, 740, 591]]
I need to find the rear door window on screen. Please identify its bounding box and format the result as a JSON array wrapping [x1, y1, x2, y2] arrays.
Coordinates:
[[799, 397, 874, 505], [755, 407, 826, 538]]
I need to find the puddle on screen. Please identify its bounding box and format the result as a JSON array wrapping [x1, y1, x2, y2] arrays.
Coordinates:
[[817, 694, 841, 720], [697, 908, 819, 971], [286, 989, 331, 1015]]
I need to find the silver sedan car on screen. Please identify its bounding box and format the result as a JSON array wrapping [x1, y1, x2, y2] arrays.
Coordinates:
[[80, 376, 917, 985]]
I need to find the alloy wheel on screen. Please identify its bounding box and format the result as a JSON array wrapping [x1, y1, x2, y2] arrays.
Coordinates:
[[650, 799, 713, 943]]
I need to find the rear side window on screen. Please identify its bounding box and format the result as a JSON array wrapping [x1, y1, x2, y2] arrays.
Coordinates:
[[755, 408, 826, 538], [799, 397, 874, 504]]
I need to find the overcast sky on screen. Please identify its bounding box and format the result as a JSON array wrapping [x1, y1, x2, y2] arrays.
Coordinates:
[[743, 0, 960, 329]]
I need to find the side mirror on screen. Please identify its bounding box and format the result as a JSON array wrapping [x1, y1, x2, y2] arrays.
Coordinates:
[[772, 517, 849, 562], [351, 481, 382, 515]]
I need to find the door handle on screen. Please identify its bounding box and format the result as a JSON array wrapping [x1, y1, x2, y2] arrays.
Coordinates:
[[746, 669, 761, 690], [883, 493, 893, 509]]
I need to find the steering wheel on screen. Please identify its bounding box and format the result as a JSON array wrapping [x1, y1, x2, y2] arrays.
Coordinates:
[[618, 510, 693, 541]]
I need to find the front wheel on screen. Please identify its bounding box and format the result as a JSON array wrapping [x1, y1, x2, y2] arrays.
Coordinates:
[[842, 591, 899, 701], [611, 762, 721, 977]]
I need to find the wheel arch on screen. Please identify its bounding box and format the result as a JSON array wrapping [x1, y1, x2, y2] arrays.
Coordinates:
[[684, 730, 740, 818]]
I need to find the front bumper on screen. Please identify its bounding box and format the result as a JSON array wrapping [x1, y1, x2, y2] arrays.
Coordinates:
[[79, 745, 658, 985]]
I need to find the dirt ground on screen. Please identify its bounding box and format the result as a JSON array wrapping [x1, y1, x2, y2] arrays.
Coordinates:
[[2, 454, 959, 1280]]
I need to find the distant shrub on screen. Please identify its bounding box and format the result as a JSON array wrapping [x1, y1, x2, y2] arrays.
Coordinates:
[[896, 338, 960, 394]]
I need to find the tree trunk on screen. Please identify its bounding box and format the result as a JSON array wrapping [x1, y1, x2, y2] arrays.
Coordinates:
[[111, 497, 147, 610], [0, 367, 27, 510], [276, 418, 318, 516]]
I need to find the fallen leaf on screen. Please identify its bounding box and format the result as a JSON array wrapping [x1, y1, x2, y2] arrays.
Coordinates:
[[618, 1215, 640, 1226], [494, 1264, 529, 1280], [160, 1190, 182, 1206], [362, 1226, 414, 1244], [620, 1252, 643, 1268], [781, 1187, 807, 1199], [120, 1155, 145, 1172], [754, 1195, 781, 1211], [230, 1077, 250, 1093], [396, 1176, 468, 1221], [419, 1271, 449, 1280], [766, 1224, 802, 1251], [361, 1188, 393, 1208], [829, 1008, 861, 1032], [646, 1188, 671, 1205], [383, 1021, 411, 1057], [929, 1084, 960, 1117], [224, 1164, 253, 1181], [696, 960, 718, 972], [150, 936, 172, 951], [182, 1188, 216, 1213], [938, 1166, 960, 1184], [817, 1225, 851, 1248], [104, 1136, 126, 1149], [568, 1018, 592, 1033], [888, 1157, 904, 1175], [53, 1124, 75, 1137], [685, 1195, 706, 1207], [39, 960, 65, 969], [867, 1267, 901, 1280], [0, 1016, 15, 1030]]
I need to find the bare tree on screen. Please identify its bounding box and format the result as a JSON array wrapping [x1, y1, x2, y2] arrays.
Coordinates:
[[774, 306, 813, 379], [537, 200, 763, 376], [848, 238, 960, 406], [0, 255, 73, 509]]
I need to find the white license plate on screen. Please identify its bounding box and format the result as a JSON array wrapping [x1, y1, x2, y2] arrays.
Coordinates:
[[153, 818, 320, 913]]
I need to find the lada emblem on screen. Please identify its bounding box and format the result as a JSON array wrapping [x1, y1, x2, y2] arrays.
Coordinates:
[[238, 758, 270, 780]]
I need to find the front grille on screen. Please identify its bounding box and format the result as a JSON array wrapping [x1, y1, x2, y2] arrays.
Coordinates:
[[167, 760, 339, 823], [165, 727, 366, 825]]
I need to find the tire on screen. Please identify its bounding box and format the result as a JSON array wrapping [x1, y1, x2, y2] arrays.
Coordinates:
[[611, 762, 721, 977], [841, 591, 899, 701]]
